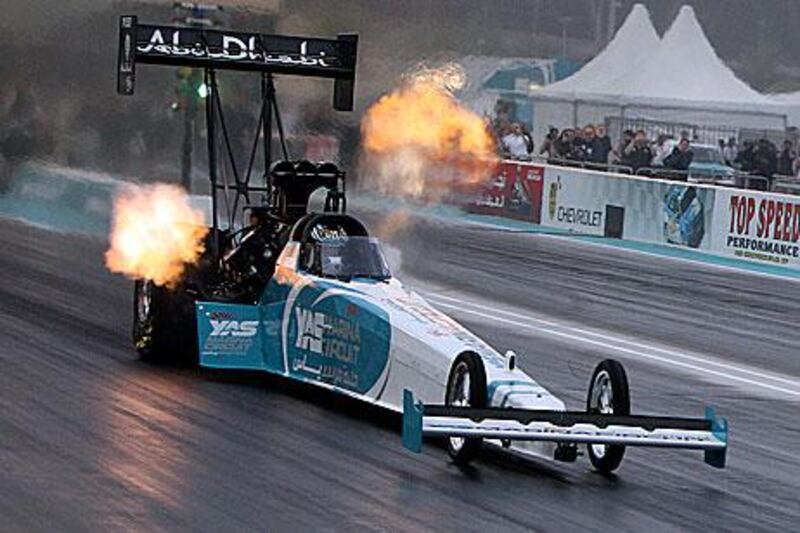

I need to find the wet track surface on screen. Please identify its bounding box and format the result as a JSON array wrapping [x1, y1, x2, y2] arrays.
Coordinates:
[[1, 214, 799, 531]]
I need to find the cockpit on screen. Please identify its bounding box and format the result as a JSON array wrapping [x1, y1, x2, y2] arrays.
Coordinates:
[[301, 237, 391, 281], [292, 213, 392, 282]]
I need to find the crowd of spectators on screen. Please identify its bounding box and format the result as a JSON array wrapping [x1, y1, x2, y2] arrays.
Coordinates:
[[495, 120, 615, 165], [538, 124, 613, 165], [493, 115, 800, 190]]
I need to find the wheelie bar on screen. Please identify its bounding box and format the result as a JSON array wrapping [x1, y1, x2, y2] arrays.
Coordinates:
[[401, 390, 728, 468]]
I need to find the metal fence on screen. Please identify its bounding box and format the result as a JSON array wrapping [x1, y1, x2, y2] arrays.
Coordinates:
[[605, 116, 795, 147], [772, 174, 800, 195], [539, 157, 779, 192]]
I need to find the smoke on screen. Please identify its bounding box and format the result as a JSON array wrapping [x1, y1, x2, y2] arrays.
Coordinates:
[[359, 63, 498, 204], [105, 183, 208, 287]]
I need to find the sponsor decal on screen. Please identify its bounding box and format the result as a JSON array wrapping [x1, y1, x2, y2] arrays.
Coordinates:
[[723, 193, 800, 264], [309, 224, 348, 242], [287, 290, 390, 394], [547, 176, 559, 220], [556, 205, 602, 227], [471, 162, 543, 223], [296, 307, 361, 361], [210, 320, 259, 338], [202, 314, 260, 354], [549, 175, 603, 228], [138, 28, 331, 68], [662, 185, 706, 248]]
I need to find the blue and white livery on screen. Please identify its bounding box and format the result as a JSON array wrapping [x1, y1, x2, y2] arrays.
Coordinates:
[[193, 213, 728, 473]]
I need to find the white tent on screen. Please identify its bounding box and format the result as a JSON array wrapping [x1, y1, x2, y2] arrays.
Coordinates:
[[543, 3, 660, 97], [530, 4, 786, 144], [624, 6, 773, 104]]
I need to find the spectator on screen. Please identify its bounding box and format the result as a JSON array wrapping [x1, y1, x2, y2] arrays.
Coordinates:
[[793, 152, 800, 178], [576, 124, 596, 161], [664, 137, 694, 172], [735, 140, 755, 171], [723, 137, 738, 165], [570, 128, 586, 160], [501, 123, 529, 159], [553, 129, 575, 159], [612, 129, 634, 164], [539, 127, 559, 158], [592, 124, 612, 164], [718, 138, 726, 157], [623, 129, 653, 172], [563, 129, 587, 161], [520, 123, 534, 156], [777, 140, 795, 176], [751, 138, 777, 190], [651, 133, 673, 166]]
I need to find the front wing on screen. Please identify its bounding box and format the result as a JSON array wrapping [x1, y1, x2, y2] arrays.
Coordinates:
[[402, 390, 728, 468]]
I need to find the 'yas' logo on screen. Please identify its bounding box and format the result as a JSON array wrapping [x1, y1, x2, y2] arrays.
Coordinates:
[[295, 307, 326, 354], [210, 320, 259, 337]]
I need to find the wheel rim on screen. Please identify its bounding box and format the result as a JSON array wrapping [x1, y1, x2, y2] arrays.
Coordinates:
[[134, 280, 154, 350], [137, 280, 152, 324], [589, 370, 613, 459], [447, 361, 471, 453]]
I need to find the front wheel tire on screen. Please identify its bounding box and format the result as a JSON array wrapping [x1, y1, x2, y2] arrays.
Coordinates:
[[586, 359, 630, 473], [445, 352, 487, 465]]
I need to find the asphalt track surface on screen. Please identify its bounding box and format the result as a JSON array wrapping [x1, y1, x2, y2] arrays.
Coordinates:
[[1, 212, 799, 532]]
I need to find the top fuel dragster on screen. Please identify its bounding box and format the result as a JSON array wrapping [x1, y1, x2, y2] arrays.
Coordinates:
[[118, 15, 727, 474]]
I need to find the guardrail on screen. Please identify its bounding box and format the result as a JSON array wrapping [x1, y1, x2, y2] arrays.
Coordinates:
[[772, 174, 800, 194], [518, 155, 634, 175], [464, 159, 800, 271], [511, 156, 787, 195], [632, 167, 774, 192], [0, 162, 122, 235], [734, 174, 772, 191], [635, 167, 690, 181]]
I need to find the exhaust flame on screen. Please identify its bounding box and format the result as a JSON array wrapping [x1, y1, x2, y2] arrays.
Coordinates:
[[360, 64, 498, 203], [105, 183, 208, 287]]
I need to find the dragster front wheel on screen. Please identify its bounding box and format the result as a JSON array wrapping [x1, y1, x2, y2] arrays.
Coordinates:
[[445, 352, 487, 465], [586, 359, 630, 473]]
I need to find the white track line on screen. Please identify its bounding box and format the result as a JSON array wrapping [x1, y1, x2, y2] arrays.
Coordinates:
[[426, 293, 800, 399], [430, 293, 800, 387]]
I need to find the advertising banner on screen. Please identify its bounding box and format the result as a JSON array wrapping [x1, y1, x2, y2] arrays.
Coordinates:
[[712, 189, 800, 266], [541, 166, 716, 250], [470, 162, 543, 223]]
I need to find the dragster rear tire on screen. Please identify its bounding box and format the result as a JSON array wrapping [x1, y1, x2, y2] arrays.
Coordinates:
[[586, 359, 630, 474], [445, 352, 487, 466], [132, 279, 197, 366]]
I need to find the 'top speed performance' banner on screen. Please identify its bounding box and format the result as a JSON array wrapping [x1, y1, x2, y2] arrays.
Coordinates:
[[714, 190, 800, 266]]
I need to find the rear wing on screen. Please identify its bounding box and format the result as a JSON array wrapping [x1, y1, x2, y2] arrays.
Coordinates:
[[402, 390, 728, 468], [117, 15, 358, 110]]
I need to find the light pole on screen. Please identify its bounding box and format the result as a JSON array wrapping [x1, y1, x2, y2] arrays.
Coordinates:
[[607, 0, 623, 44], [172, 2, 221, 192], [559, 16, 573, 58]]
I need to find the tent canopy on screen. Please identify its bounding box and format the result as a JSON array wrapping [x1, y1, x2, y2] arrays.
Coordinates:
[[541, 4, 775, 109], [625, 6, 772, 104], [530, 4, 786, 143], [543, 3, 659, 96]]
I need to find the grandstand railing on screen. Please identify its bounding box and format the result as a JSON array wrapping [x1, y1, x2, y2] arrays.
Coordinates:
[[772, 174, 800, 195], [506, 155, 789, 194], [512, 155, 634, 175]]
